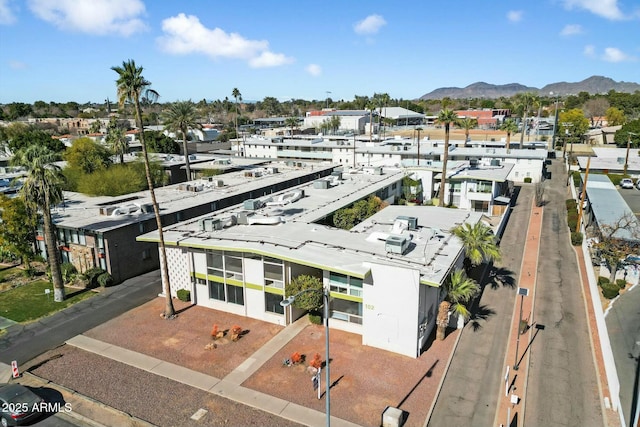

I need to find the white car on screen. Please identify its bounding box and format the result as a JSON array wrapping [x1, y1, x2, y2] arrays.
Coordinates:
[[620, 178, 634, 189]]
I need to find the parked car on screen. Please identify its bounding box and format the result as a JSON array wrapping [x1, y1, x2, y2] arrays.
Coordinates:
[[620, 178, 634, 189], [0, 384, 45, 426], [637, 180, 640, 190]]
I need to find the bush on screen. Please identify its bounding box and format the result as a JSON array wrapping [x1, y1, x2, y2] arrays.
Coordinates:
[[523, 177, 532, 183], [84, 267, 106, 288], [177, 289, 191, 302], [308, 309, 323, 325], [570, 231, 583, 246], [615, 279, 627, 290], [597, 276, 610, 286], [601, 282, 620, 299], [97, 272, 113, 288], [60, 262, 77, 283]]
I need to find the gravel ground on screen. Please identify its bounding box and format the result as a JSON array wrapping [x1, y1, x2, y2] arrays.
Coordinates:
[[28, 345, 305, 427]]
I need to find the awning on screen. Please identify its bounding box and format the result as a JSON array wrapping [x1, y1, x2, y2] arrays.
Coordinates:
[[494, 196, 511, 204]]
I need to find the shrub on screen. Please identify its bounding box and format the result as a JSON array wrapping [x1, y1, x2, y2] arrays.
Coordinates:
[[523, 177, 532, 183], [60, 262, 77, 283], [84, 267, 106, 288], [601, 282, 619, 299], [566, 199, 577, 211], [97, 271, 113, 288], [615, 279, 627, 290], [177, 289, 191, 302], [309, 310, 322, 325], [22, 265, 36, 278], [597, 276, 610, 286], [570, 231, 583, 246]]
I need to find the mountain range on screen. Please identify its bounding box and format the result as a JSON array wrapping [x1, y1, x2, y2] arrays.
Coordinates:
[[418, 76, 640, 100]]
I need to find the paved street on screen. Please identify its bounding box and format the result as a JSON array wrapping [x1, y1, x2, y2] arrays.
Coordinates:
[[524, 158, 603, 426], [0, 270, 160, 365]]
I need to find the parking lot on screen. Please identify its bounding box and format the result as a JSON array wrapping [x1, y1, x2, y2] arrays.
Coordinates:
[[618, 180, 640, 220]]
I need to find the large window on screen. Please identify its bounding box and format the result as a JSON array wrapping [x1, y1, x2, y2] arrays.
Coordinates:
[[209, 281, 225, 301], [207, 250, 224, 278], [226, 284, 244, 305], [330, 298, 362, 324], [224, 254, 243, 281], [265, 292, 284, 314], [264, 257, 284, 288], [329, 272, 362, 296]]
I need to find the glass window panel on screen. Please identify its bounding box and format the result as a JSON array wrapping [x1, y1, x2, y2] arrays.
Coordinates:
[[209, 281, 225, 300], [264, 263, 283, 281], [329, 273, 348, 285], [225, 255, 243, 273], [265, 292, 284, 314], [227, 284, 244, 305], [207, 251, 223, 269]]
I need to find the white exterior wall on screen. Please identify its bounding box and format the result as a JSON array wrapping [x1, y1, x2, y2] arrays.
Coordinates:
[[362, 263, 421, 358], [162, 246, 191, 297], [504, 158, 544, 183], [244, 143, 277, 159]]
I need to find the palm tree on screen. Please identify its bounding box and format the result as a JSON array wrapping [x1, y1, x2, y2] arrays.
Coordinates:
[[163, 101, 201, 181], [106, 117, 128, 164], [12, 145, 65, 301], [499, 119, 518, 153], [232, 88, 242, 145], [451, 221, 501, 268], [366, 101, 376, 143], [284, 116, 299, 137], [112, 59, 175, 318], [515, 92, 538, 149], [457, 117, 478, 143], [436, 269, 480, 340], [436, 109, 458, 207], [415, 127, 423, 166]]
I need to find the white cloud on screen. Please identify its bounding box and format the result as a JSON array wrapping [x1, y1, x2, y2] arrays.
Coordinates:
[[560, 24, 583, 36], [8, 60, 27, 70], [354, 14, 386, 35], [562, 0, 624, 20], [306, 64, 322, 77], [158, 13, 293, 68], [27, 0, 146, 36], [583, 45, 596, 57], [602, 47, 634, 62], [507, 10, 523, 22], [0, 0, 16, 24]]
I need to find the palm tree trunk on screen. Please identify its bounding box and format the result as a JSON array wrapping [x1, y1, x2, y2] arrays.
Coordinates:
[[135, 99, 175, 317], [182, 131, 191, 181], [43, 198, 64, 302], [436, 300, 450, 341], [438, 126, 450, 207]]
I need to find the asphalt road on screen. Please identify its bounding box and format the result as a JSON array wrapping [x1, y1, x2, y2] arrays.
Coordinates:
[[524, 158, 603, 426], [618, 184, 640, 220], [606, 282, 640, 426], [0, 270, 160, 366]]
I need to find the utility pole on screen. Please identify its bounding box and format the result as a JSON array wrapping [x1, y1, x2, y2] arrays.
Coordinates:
[[624, 132, 638, 175]]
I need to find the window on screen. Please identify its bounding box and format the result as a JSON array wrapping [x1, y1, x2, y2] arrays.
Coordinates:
[[350, 278, 363, 297], [451, 182, 462, 193], [330, 298, 362, 324], [78, 230, 86, 245], [226, 284, 244, 305], [196, 278, 206, 286], [329, 273, 348, 294], [264, 257, 284, 288], [209, 281, 225, 301], [225, 254, 243, 280], [265, 292, 284, 314], [207, 250, 224, 278]]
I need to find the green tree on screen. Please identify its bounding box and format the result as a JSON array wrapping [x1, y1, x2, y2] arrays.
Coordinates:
[[112, 59, 175, 318], [285, 275, 323, 312], [332, 196, 386, 229], [8, 126, 65, 154], [593, 213, 640, 283], [613, 119, 640, 148], [88, 121, 102, 134], [436, 269, 480, 340], [285, 116, 299, 137], [6, 102, 33, 120], [451, 222, 501, 268], [163, 100, 201, 180], [260, 96, 281, 116], [456, 117, 478, 142], [144, 130, 180, 154], [106, 116, 129, 163], [436, 109, 458, 207], [64, 137, 112, 173], [514, 92, 539, 149], [605, 107, 626, 127], [558, 109, 590, 144], [11, 145, 65, 301], [0, 195, 36, 266], [499, 119, 519, 151], [232, 88, 242, 140]]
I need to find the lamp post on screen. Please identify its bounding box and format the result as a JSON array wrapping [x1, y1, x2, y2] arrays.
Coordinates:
[[550, 92, 559, 153], [281, 288, 331, 427], [416, 127, 423, 166], [624, 132, 638, 176], [513, 287, 529, 370]]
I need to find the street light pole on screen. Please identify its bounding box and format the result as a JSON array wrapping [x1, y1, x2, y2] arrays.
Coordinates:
[[281, 288, 331, 427], [624, 132, 638, 176], [513, 287, 529, 370]]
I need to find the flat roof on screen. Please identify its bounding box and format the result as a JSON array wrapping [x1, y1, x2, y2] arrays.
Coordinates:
[[583, 173, 639, 240]]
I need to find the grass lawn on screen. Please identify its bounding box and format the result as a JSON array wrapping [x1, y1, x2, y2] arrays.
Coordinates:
[[0, 280, 95, 323], [0, 265, 21, 282]]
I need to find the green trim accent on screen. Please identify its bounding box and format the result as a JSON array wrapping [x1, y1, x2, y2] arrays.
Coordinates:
[[421, 280, 441, 287], [264, 288, 284, 296], [225, 277, 243, 287], [329, 292, 363, 303], [245, 282, 263, 291], [207, 275, 225, 284], [194, 272, 207, 280]]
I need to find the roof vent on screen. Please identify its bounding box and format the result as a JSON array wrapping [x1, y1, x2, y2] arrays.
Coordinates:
[[385, 235, 410, 255]]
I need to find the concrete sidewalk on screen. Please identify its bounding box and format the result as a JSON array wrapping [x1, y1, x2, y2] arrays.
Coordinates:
[[64, 317, 360, 427]]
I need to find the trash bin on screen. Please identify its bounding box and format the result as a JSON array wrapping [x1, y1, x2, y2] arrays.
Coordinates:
[[381, 406, 405, 427]]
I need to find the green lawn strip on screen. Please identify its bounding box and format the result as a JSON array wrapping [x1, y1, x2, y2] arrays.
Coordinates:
[[0, 280, 95, 323], [0, 266, 22, 282]]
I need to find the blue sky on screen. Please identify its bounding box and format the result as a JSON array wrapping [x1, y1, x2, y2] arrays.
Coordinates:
[[0, 0, 638, 104]]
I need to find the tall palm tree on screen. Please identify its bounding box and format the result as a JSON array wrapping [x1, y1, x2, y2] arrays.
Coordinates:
[[415, 127, 423, 166], [436, 269, 480, 340], [451, 221, 501, 268], [515, 92, 538, 149], [436, 109, 458, 207], [106, 116, 128, 163], [457, 117, 478, 143], [163, 101, 201, 180], [112, 59, 175, 318], [499, 119, 518, 153], [12, 145, 65, 301], [284, 116, 299, 137], [232, 88, 242, 145]]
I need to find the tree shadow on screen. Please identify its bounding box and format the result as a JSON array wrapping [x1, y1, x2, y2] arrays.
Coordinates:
[[487, 266, 516, 290], [396, 360, 438, 408], [175, 304, 195, 315], [468, 304, 497, 332]]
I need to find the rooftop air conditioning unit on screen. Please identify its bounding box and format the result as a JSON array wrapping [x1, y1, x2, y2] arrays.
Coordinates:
[[313, 179, 330, 189], [385, 235, 410, 255], [490, 159, 501, 166], [199, 218, 221, 232], [469, 158, 479, 169], [99, 206, 116, 216], [139, 203, 154, 213], [243, 199, 262, 210], [396, 215, 418, 230]]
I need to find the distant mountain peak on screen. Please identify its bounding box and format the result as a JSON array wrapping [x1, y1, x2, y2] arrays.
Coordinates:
[[418, 76, 640, 100]]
